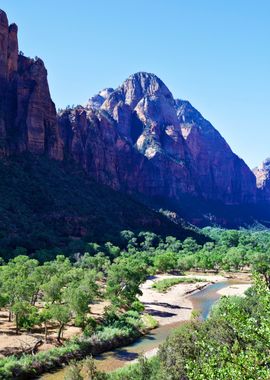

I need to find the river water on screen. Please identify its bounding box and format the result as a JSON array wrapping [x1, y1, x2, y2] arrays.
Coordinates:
[[40, 279, 243, 379]]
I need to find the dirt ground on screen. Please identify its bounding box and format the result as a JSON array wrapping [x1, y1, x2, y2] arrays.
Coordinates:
[[0, 300, 109, 357]]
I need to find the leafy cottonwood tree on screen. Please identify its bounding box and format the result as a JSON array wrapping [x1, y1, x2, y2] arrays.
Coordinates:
[[106, 257, 147, 309]]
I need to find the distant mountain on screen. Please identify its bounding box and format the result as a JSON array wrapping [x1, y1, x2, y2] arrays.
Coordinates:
[[58, 72, 258, 225], [1, 8, 270, 240]]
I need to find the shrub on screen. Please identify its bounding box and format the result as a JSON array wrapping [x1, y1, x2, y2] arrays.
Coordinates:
[[152, 277, 204, 292]]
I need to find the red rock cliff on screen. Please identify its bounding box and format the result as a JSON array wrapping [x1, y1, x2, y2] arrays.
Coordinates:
[[0, 10, 62, 159]]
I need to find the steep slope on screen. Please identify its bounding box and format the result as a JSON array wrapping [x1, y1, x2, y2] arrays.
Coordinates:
[[0, 153, 200, 257], [175, 100, 256, 204], [59, 72, 256, 210], [101, 72, 196, 197], [58, 73, 196, 203]]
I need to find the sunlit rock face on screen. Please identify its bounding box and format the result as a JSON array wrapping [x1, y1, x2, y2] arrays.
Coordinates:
[[0, 9, 62, 159], [253, 158, 270, 202], [86, 88, 114, 110]]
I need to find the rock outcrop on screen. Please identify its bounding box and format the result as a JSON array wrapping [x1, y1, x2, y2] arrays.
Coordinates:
[[0, 10, 62, 159], [86, 88, 114, 109], [253, 158, 270, 202]]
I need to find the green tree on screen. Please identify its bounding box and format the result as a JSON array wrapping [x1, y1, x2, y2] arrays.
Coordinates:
[[0, 255, 39, 322], [11, 301, 39, 334], [153, 252, 177, 273], [106, 257, 147, 309], [39, 307, 52, 342], [252, 252, 270, 288], [49, 304, 71, 342]]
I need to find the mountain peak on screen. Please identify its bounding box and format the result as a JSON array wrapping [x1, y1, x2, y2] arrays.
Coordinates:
[[126, 71, 162, 82], [0, 9, 8, 26], [117, 72, 173, 108]]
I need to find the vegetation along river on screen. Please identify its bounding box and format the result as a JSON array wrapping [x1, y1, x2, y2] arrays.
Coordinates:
[[40, 279, 247, 379]]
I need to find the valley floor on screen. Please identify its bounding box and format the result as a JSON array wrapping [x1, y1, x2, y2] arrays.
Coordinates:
[[0, 272, 251, 359]]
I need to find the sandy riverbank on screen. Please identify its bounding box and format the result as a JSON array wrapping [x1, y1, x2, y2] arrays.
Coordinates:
[[217, 283, 251, 296], [133, 274, 251, 363], [139, 273, 226, 327]]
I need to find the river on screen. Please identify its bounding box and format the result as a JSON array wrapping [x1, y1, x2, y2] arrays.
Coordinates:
[[40, 279, 244, 379]]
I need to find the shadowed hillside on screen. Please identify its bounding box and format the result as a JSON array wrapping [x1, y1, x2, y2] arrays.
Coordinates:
[[0, 154, 203, 258]]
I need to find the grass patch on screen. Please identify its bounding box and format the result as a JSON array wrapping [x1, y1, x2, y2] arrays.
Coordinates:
[[152, 277, 204, 292], [108, 355, 160, 380], [142, 313, 159, 330]]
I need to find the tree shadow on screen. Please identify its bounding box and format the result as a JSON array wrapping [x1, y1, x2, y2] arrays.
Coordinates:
[[144, 302, 191, 310], [96, 349, 139, 362], [145, 309, 177, 318], [147, 275, 158, 280], [113, 349, 139, 361]]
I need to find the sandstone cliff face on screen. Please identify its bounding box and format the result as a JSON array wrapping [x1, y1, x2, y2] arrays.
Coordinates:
[[100, 72, 196, 197], [58, 106, 158, 195], [61, 72, 254, 206], [175, 100, 257, 204], [0, 10, 62, 159]]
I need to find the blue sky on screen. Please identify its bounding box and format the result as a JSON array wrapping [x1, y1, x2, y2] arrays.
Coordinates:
[[1, 0, 269, 168]]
